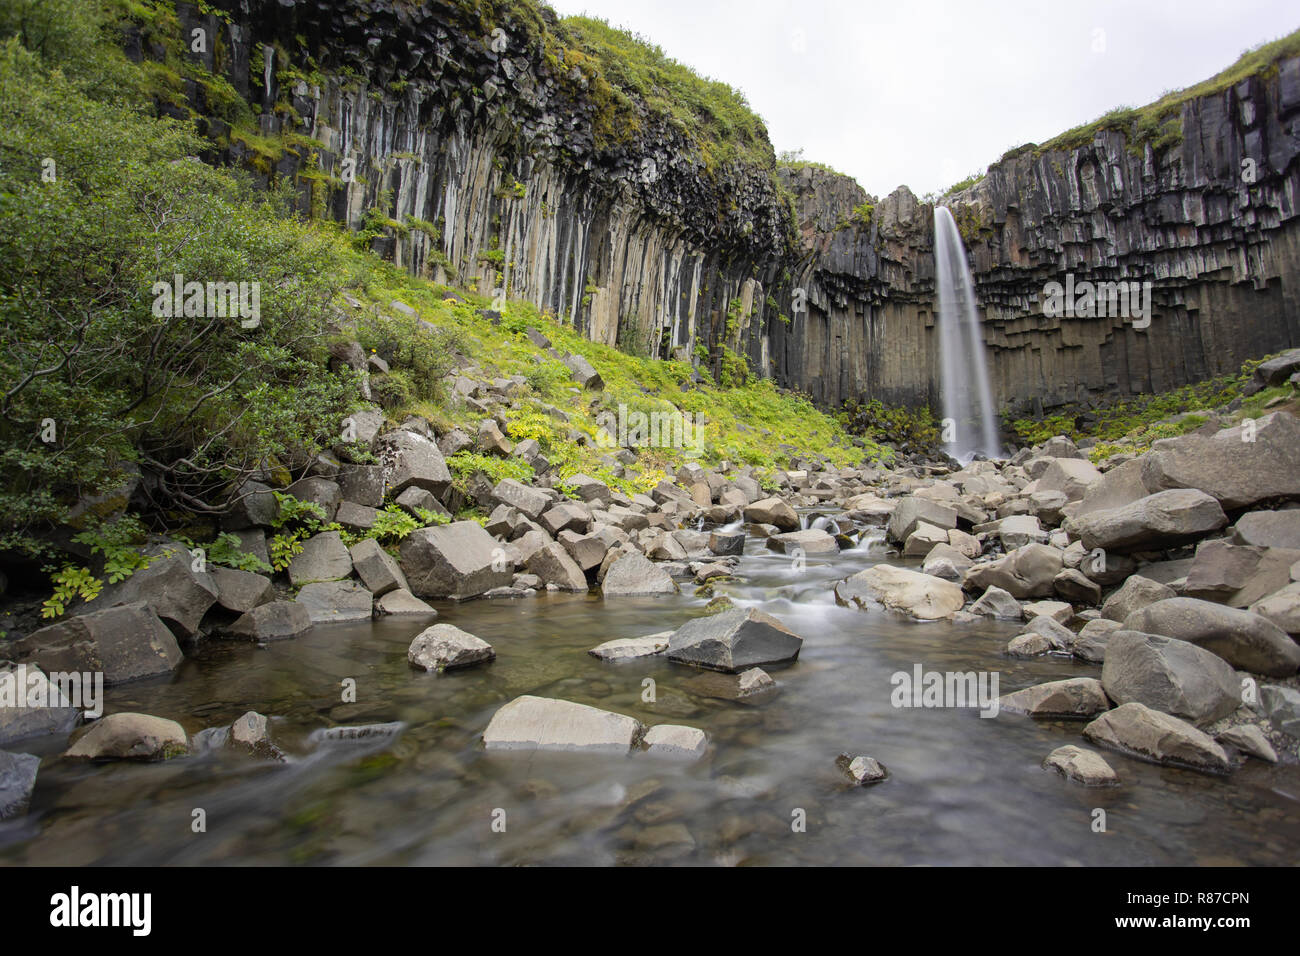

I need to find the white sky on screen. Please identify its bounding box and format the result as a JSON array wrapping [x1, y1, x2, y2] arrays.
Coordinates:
[[544, 0, 1300, 197]]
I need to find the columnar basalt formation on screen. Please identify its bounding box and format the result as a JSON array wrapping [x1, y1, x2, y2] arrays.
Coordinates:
[[178, 1, 1300, 417]]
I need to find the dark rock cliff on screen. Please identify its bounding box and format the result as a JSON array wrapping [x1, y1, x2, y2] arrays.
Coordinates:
[[166, 1, 1300, 417]]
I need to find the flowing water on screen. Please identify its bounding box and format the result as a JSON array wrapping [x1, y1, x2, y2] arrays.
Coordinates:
[[3, 522, 1297, 866], [935, 206, 1001, 461]]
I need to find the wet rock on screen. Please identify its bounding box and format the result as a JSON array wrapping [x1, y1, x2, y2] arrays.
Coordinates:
[[76, 547, 217, 638], [998, 677, 1109, 717], [887, 496, 957, 543], [709, 531, 745, 555], [1123, 598, 1300, 677], [743, 497, 800, 532], [296, 580, 373, 624], [1072, 489, 1227, 552], [836, 753, 888, 785], [588, 632, 672, 661], [737, 667, 776, 697], [1261, 684, 1300, 737], [1217, 724, 1278, 762], [834, 565, 964, 621], [1100, 575, 1176, 622], [227, 711, 282, 760], [374, 588, 437, 617], [1101, 631, 1241, 725], [287, 531, 353, 586], [667, 607, 803, 672], [642, 724, 707, 760], [17, 602, 183, 685], [969, 585, 1023, 620], [0, 665, 81, 745], [64, 712, 190, 761], [210, 567, 273, 614], [1042, 745, 1119, 787], [1083, 702, 1231, 774], [482, 696, 642, 753], [348, 538, 409, 596], [226, 600, 313, 642], [0, 752, 40, 819], [407, 623, 495, 672], [602, 552, 677, 596], [767, 528, 838, 555], [399, 521, 513, 600]]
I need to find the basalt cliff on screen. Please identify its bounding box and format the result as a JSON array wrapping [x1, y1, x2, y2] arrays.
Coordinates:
[[168, 0, 1300, 417]]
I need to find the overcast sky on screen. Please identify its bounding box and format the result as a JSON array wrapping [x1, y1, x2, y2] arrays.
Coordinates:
[[545, 0, 1299, 197]]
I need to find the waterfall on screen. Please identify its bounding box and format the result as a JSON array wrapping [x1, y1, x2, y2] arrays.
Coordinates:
[[934, 206, 1001, 460]]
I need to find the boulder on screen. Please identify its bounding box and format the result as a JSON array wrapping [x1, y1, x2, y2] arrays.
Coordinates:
[[997, 515, 1046, 549], [295, 580, 373, 624], [602, 553, 677, 597], [407, 624, 495, 672], [399, 521, 513, 600], [743, 497, 799, 532], [540, 502, 591, 536], [381, 430, 452, 496], [767, 528, 838, 555], [1101, 631, 1240, 724], [737, 667, 777, 697], [1072, 489, 1226, 552], [1123, 598, 1300, 677], [837, 753, 888, 785], [965, 544, 1063, 599], [642, 724, 708, 760], [588, 632, 672, 661], [563, 353, 604, 390], [16, 603, 183, 685], [1231, 509, 1300, 550], [209, 567, 273, 614], [1053, 568, 1101, 604], [221, 478, 279, 530], [287, 531, 353, 586], [0, 665, 80, 745], [374, 589, 437, 617], [1082, 702, 1231, 774], [64, 712, 190, 761], [1036, 458, 1101, 501], [1217, 724, 1278, 762], [1261, 684, 1300, 738], [0, 751, 40, 818], [1100, 575, 1176, 622], [1183, 540, 1263, 600], [1073, 618, 1123, 663], [709, 531, 745, 556], [75, 547, 217, 638], [225, 601, 313, 641], [887, 496, 958, 543], [998, 677, 1109, 717], [491, 479, 549, 520], [526, 541, 589, 591], [284, 476, 342, 521], [348, 538, 409, 596], [834, 565, 964, 621], [338, 464, 386, 507], [1139, 411, 1300, 509], [667, 607, 803, 672], [969, 585, 1023, 621], [1073, 458, 1154, 518], [1042, 745, 1119, 787], [482, 696, 642, 753], [1250, 582, 1300, 634]]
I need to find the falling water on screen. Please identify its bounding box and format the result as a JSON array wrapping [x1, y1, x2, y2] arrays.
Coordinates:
[[934, 206, 1001, 460]]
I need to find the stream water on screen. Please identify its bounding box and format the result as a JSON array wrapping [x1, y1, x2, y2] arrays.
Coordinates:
[[3, 521, 1297, 866]]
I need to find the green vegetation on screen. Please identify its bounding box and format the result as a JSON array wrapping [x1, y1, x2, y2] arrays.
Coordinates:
[[1038, 28, 1300, 155]]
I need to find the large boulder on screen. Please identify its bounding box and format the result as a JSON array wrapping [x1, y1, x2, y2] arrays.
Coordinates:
[[491, 479, 549, 520], [16, 603, 183, 685], [348, 538, 409, 596], [965, 544, 1063, 599], [295, 580, 373, 624], [1072, 458, 1154, 519], [969, 585, 1023, 620], [1101, 631, 1241, 725], [767, 528, 838, 555], [399, 521, 513, 600], [1071, 489, 1226, 552], [526, 541, 589, 591], [997, 678, 1109, 718], [1036, 458, 1102, 502], [225, 600, 313, 642], [0, 665, 80, 745], [381, 430, 451, 496], [407, 624, 494, 671], [1139, 411, 1300, 509], [1231, 509, 1300, 550], [75, 547, 217, 638], [834, 565, 964, 621], [286, 531, 353, 586], [1123, 598, 1300, 677], [482, 696, 642, 753], [64, 712, 190, 761], [1082, 702, 1231, 774], [666, 608, 803, 672], [0, 751, 40, 819], [887, 496, 958, 544], [601, 552, 677, 597], [744, 497, 800, 532], [209, 567, 273, 614]]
